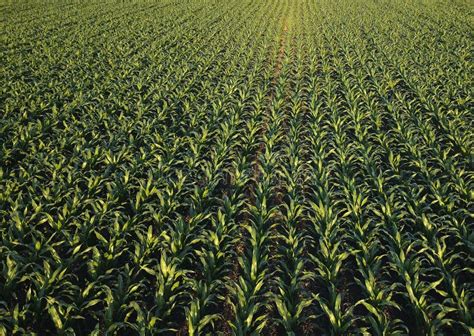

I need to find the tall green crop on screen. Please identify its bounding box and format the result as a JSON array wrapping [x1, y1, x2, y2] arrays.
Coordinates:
[[1, 0, 472, 335]]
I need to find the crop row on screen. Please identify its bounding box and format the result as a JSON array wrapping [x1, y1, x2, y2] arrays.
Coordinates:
[[1, 0, 472, 335]]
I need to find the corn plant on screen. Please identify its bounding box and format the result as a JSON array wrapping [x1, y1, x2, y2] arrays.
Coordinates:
[[1, 0, 472, 334]]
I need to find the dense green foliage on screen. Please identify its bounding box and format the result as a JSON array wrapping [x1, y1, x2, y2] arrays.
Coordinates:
[[1, 0, 473, 334]]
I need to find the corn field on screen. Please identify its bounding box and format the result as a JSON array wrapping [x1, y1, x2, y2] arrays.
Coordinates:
[[1, 0, 473, 335]]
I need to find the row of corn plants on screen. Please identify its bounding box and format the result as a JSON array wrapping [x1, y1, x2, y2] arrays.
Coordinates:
[[1, 0, 472, 335]]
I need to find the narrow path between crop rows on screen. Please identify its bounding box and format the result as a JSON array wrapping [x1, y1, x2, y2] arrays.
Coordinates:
[[221, 15, 291, 335]]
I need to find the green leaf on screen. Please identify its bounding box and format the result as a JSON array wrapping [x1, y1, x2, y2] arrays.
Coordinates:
[[48, 305, 63, 331]]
